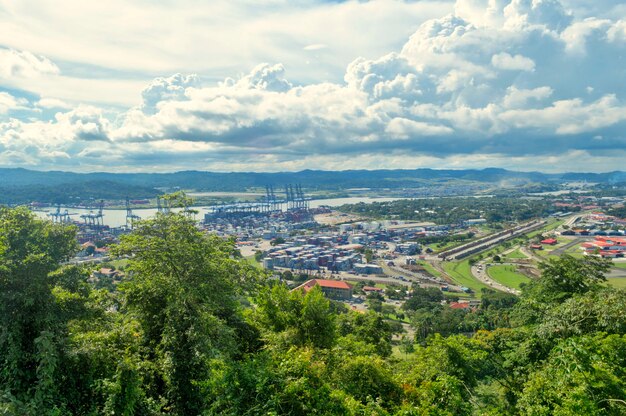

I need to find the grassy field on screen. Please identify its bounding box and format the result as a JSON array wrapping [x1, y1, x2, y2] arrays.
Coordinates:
[[443, 291, 473, 299], [435, 219, 578, 296], [541, 240, 586, 259], [418, 261, 443, 278], [504, 249, 527, 259], [611, 261, 626, 270], [430, 241, 466, 253], [473, 243, 512, 262], [244, 255, 262, 268], [607, 278, 626, 289], [442, 260, 490, 298], [560, 244, 585, 258], [106, 258, 130, 270], [539, 239, 573, 254], [487, 265, 531, 290]]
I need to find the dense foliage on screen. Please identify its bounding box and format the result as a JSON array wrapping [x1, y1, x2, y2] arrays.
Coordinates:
[[1, 207, 625, 415], [339, 197, 559, 224], [607, 206, 626, 219], [0, 181, 158, 205]]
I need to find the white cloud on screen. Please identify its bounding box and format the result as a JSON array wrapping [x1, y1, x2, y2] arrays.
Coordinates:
[[303, 44, 327, 51], [500, 94, 626, 135], [491, 52, 535, 71], [559, 0, 626, 19], [36, 97, 71, 110], [561, 18, 613, 55], [386, 117, 454, 138], [0, 48, 59, 78], [141, 73, 199, 113], [229, 63, 293, 92], [0, 0, 451, 102], [0, 105, 111, 168], [1, 0, 626, 172], [0, 46, 146, 107], [502, 0, 573, 31], [455, 0, 572, 30], [0, 92, 26, 114], [502, 86, 552, 108]]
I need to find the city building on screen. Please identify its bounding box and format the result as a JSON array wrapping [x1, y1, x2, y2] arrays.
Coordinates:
[[395, 242, 419, 255], [581, 237, 626, 257], [353, 263, 383, 275]]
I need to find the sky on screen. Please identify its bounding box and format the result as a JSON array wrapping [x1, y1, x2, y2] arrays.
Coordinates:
[[1, 0, 625, 173]]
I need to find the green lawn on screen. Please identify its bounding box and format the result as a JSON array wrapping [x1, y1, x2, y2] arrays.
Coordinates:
[[418, 261, 443, 278], [431, 241, 466, 253], [504, 249, 527, 259], [543, 241, 586, 259], [525, 219, 565, 239], [607, 278, 626, 289], [541, 239, 574, 254], [244, 255, 262, 268], [611, 261, 626, 270], [107, 258, 130, 270], [472, 244, 508, 262], [442, 260, 490, 298], [424, 219, 581, 297], [481, 247, 503, 259], [443, 291, 473, 299], [561, 244, 585, 258], [487, 265, 531, 290]]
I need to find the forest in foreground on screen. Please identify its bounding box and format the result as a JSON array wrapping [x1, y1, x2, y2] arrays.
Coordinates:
[[1, 205, 625, 415]]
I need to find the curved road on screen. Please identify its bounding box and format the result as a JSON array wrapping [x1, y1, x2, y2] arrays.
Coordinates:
[[471, 262, 520, 295]]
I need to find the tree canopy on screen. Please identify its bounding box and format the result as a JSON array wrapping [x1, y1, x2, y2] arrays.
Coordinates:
[[1, 206, 625, 415]]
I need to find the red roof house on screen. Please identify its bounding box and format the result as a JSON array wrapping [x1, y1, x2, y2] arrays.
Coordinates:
[[449, 302, 472, 310], [294, 279, 353, 300]]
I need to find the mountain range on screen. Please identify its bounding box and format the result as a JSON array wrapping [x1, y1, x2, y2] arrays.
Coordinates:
[[0, 167, 624, 204]]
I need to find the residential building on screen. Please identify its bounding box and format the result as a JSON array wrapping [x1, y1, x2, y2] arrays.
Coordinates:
[[294, 279, 353, 300]]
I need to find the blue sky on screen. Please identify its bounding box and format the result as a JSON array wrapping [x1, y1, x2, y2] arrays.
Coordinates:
[[0, 0, 625, 172]]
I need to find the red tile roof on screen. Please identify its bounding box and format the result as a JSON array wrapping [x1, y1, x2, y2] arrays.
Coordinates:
[[296, 279, 352, 292], [596, 237, 626, 244], [312, 279, 352, 289]]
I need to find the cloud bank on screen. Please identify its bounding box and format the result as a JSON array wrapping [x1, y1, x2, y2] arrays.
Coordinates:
[[1, 0, 625, 172]]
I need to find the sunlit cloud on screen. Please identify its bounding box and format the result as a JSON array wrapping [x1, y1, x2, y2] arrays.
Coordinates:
[[0, 0, 625, 172]]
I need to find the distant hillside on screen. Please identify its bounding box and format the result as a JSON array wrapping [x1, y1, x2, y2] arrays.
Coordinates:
[[0, 180, 159, 205], [0, 167, 623, 204]]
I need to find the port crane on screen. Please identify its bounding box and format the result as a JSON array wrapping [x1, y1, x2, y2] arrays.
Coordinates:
[[80, 200, 104, 228], [125, 197, 141, 229]]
